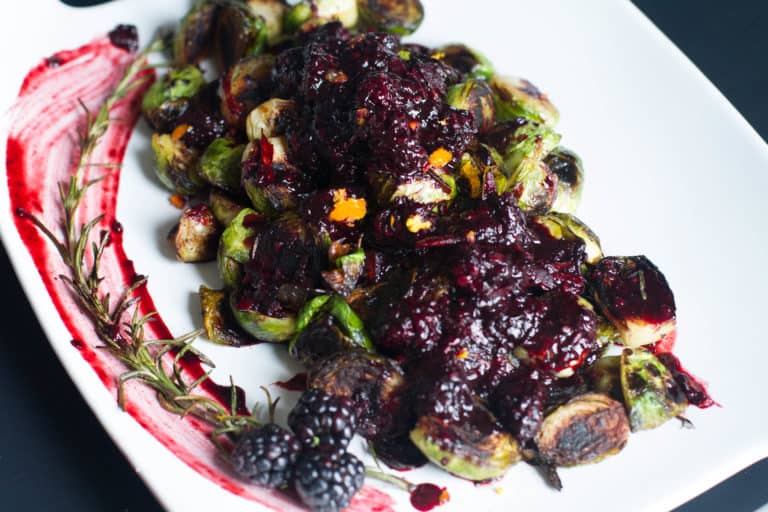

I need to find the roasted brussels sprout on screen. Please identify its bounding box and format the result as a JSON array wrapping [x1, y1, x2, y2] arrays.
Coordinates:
[[410, 406, 521, 481], [217, 207, 267, 287], [434, 44, 494, 80], [208, 188, 247, 226], [283, 2, 312, 33], [246, 98, 297, 140], [307, 350, 407, 438], [198, 138, 245, 193], [141, 66, 205, 131], [246, 0, 288, 45], [242, 136, 312, 215], [219, 54, 275, 128], [322, 247, 365, 295], [313, 0, 359, 28], [587, 355, 622, 400], [289, 294, 374, 365], [229, 289, 297, 342], [446, 79, 496, 134], [214, 2, 267, 69], [620, 348, 687, 431], [532, 212, 603, 265], [588, 256, 677, 348], [357, 0, 424, 35], [508, 157, 557, 215], [168, 203, 221, 262], [485, 119, 561, 174], [545, 147, 585, 214], [150, 132, 205, 195], [458, 150, 507, 200], [371, 167, 456, 206], [173, 1, 218, 66], [491, 75, 559, 127], [199, 285, 252, 346], [536, 393, 630, 467]]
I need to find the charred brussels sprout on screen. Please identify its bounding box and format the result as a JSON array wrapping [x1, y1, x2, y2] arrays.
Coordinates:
[[214, 2, 267, 69], [434, 44, 494, 80], [587, 355, 622, 401], [289, 294, 374, 366], [168, 203, 221, 262], [410, 406, 521, 481], [199, 138, 245, 193], [620, 348, 687, 431], [150, 133, 205, 195], [491, 75, 559, 127], [246, 98, 297, 140], [357, 0, 424, 35], [446, 79, 496, 134], [532, 212, 603, 265], [308, 350, 407, 438], [199, 285, 252, 346], [588, 256, 677, 348], [173, 1, 218, 66], [208, 188, 247, 226], [536, 393, 630, 467], [229, 290, 297, 342], [246, 0, 288, 45], [322, 247, 365, 295], [545, 147, 585, 214], [218, 207, 266, 287], [141, 66, 205, 131], [219, 54, 275, 128]]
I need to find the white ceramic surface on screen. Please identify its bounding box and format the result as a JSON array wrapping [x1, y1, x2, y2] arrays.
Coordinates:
[[1, 1, 767, 511]]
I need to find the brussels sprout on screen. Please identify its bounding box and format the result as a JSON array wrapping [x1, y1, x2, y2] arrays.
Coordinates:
[[214, 2, 267, 69], [620, 348, 687, 431], [357, 0, 424, 35], [218, 207, 266, 287], [314, 0, 359, 28], [532, 212, 603, 265], [173, 1, 218, 66], [284, 2, 313, 33], [588, 256, 677, 348], [219, 54, 275, 128], [446, 79, 496, 134], [545, 147, 585, 215], [410, 406, 521, 481], [485, 119, 561, 174], [168, 203, 221, 262], [289, 294, 374, 365], [536, 393, 630, 467], [142, 66, 205, 131], [491, 75, 559, 127], [242, 136, 312, 215], [508, 157, 557, 215], [458, 150, 506, 200], [150, 133, 205, 195], [308, 350, 407, 438], [198, 138, 245, 192], [208, 188, 247, 226], [434, 44, 494, 80], [199, 285, 252, 346], [322, 247, 365, 295], [229, 289, 297, 342], [587, 355, 622, 400], [371, 167, 456, 206], [245, 0, 287, 45], [246, 98, 297, 140]]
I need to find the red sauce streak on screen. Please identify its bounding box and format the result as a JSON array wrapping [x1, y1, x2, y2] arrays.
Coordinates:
[[410, 483, 450, 511], [273, 372, 307, 391], [5, 34, 393, 512]]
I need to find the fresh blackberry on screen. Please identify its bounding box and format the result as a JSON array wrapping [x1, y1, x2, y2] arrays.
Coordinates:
[[229, 423, 301, 488], [294, 451, 365, 512], [288, 389, 357, 452]]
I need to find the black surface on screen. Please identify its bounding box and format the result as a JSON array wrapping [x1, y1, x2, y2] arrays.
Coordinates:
[[2, 1, 767, 511]]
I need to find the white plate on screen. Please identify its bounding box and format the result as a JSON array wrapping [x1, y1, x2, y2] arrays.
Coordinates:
[[1, 1, 767, 511]]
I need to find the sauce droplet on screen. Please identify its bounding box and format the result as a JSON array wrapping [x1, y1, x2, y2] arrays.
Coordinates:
[[273, 372, 307, 391], [71, 339, 84, 350], [409, 483, 449, 511]]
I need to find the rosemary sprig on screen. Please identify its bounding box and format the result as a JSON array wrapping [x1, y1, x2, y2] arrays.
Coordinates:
[[22, 38, 258, 439]]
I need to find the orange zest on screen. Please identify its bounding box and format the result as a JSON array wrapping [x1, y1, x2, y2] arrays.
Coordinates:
[[428, 147, 452, 168], [328, 189, 367, 224], [169, 193, 186, 209], [171, 123, 190, 140], [405, 214, 432, 233]]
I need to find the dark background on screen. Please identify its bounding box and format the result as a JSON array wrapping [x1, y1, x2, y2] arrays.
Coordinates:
[[1, 1, 766, 510]]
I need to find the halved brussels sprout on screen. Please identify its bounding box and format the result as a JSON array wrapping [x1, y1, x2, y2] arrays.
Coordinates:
[[199, 138, 245, 193], [208, 188, 247, 226], [321, 247, 365, 295], [588, 256, 677, 348], [308, 350, 406, 438], [245, 0, 287, 45], [218, 207, 266, 287], [229, 289, 297, 342], [173, 1, 218, 66], [410, 406, 521, 481], [485, 119, 561, 174], [246, 98, 297, 140], [532, 212, 603, 265], [142, 66, 205, 131], [199, 285, 252, 346], [434, 44, 494, 80], [219, 54, 275, 128], [150, 133, 205, 195], [458, 150, 506, 200], [289, 294, 374, 365], [545, 147, 585, 214], [536, 393, 630, 467], [168, 203, 221, 262], [587, 355, 622, 400], [357, 0, 424, 35], [491, 75, 559, 127], [283, 2, 313, 33], [214, 2, 267, 70], [620, 348, 687, 431], [446, 79, 496, 134], [313, 0, 359, 28], [371, 168, 456, 206], [507, 157, 557, 215]]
